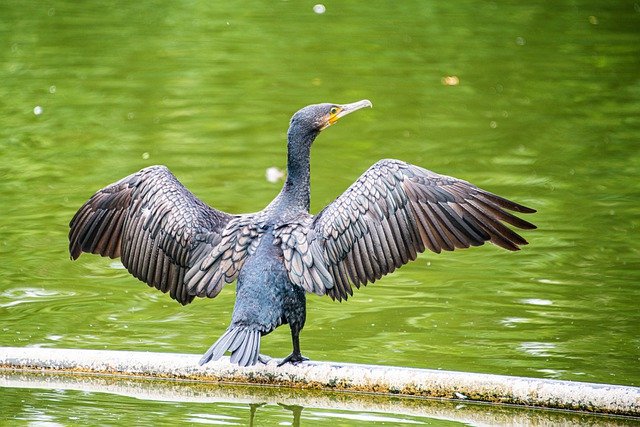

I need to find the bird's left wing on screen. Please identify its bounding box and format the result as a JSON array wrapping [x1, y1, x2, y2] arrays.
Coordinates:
[[282, 159, 536, 301], [69, 165, 254, 305]]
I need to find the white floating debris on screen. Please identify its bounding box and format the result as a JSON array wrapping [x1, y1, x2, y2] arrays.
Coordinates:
[[441, 76, 459, 86], [266, 167, 285, 183], [33, 106, 43, 116], [313, 4, 326, 14]]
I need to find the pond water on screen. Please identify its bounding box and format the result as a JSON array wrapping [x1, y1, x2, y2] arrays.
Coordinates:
[[1, 0, 639, 425]]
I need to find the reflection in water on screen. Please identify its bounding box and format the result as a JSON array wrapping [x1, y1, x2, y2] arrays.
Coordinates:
[[519, 298, 553, 306], [519, 341, 557, 358], [189, 403, 306, 427], [186, 412, 242, 425], [277, 404, 302, 427], [0, 287, 72, 308], [2, 372, 635, 426], [499, 317, 529, 328]]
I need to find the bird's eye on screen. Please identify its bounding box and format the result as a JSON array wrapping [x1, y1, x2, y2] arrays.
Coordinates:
[[330, 107, 338, 115]]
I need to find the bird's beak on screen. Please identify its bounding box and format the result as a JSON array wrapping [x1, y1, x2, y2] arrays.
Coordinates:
[[336, 99, 373, 119], [323, 99, 373, 130]]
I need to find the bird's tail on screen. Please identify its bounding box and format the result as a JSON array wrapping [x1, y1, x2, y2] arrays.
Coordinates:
[[199, 327, 261, 367]]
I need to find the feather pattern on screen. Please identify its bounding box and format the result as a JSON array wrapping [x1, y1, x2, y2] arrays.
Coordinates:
[[69, 165, 235, 305], [198, 327, 262, 367], [281, 159, 536, 301], [185, 214, 266, 298]]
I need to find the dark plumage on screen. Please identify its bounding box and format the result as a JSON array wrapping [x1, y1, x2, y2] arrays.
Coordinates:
[[69, 100, 536, 367]]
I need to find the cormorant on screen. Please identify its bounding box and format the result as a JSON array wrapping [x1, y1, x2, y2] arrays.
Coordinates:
[[69, 100, 536, 367]]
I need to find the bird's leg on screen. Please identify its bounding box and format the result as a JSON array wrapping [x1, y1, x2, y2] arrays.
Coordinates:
[[277, 328, 308, 366]]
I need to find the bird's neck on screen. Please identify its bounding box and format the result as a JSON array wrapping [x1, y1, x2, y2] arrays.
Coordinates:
[[276, 127, 316, 213]]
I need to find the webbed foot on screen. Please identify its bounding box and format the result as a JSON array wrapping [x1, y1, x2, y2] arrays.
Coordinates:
[[277, 352, 309, 367]]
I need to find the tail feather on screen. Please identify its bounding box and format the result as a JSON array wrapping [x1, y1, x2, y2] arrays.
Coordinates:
[[230, 336, 249, 365], [199, 327, 261, 367], [229, 330, 246, 353]]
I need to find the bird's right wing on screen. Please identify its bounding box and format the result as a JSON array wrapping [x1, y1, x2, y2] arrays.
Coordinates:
[[69, 165, 256, 305], [282, 159, 535, 301]]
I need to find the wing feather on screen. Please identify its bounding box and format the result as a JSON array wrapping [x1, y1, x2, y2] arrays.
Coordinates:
[[184, 214, 265, 299], [282, 159, 536, 301], [69, 165, 239, 305]]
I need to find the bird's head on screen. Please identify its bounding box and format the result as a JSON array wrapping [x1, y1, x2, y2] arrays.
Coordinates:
[[289, 100, 373, 136]]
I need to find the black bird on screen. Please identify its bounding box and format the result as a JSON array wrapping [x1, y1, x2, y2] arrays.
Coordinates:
[[69, 100, 536, 367]]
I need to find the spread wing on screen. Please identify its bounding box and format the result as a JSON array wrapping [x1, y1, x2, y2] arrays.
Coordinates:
[[282, 159, 536, 301], [69, 165, 250, 305]]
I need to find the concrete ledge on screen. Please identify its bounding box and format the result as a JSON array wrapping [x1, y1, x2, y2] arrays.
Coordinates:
[[1, 346, 638, 418]]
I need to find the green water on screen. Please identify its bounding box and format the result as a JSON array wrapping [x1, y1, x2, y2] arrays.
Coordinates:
[[1, 0, 639, 425]]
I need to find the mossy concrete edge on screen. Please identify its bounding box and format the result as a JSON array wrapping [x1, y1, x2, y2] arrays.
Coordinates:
[[1, 346, 638, 417]]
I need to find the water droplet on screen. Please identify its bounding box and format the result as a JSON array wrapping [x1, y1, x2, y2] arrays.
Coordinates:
[[49, 85, 56, 94], [515, 36, 526, 46], [489, 120, 497, 128], [33, 106, 43, 116], [142, 152, 150, 160], [588, 15, 598, 25], [127, 112, 135, 120], [313, 4, 326, 14]]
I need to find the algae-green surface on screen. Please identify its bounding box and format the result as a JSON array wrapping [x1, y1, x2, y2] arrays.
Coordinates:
[[1, 0, 639, 425]]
